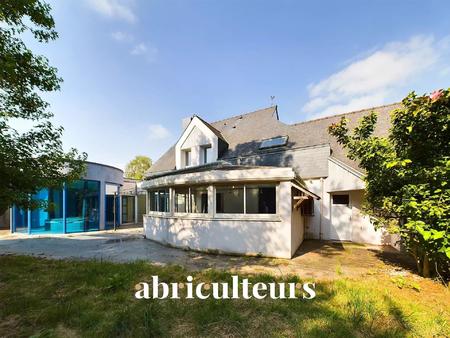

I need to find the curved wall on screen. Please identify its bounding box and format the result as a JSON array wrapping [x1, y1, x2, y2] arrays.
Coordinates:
[[84, 162, 123, 184]]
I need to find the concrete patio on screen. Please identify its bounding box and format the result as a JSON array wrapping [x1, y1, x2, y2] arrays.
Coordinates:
[[0, 228, 414, 279]]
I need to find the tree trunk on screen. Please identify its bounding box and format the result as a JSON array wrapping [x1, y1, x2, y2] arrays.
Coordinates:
[[422, 254, 430, 278], [417, 257, 423, 276]]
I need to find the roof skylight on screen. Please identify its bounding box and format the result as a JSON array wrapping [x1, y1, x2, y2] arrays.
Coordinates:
[[259, 136, 288, 149]]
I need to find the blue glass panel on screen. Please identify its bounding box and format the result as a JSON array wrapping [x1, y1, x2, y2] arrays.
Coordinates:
[[30, 188, 64, 234], [66, 180, 100, 233], [12, 206, 28, 233]]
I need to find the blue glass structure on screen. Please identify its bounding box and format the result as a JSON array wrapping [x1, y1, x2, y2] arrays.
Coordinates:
[[66, 180, 100, 233], [12, 179, 100, 234]]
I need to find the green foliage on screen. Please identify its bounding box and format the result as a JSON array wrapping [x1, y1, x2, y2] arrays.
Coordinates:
[[0, 0, 87, 212], [329, 89, 450, 278], [125, 155, 152, 180]]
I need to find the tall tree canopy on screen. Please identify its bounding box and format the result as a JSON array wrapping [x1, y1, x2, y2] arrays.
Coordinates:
[[125, 155, 152, 180], [329, 89, 450, 279], [0, 0, 87, 212]]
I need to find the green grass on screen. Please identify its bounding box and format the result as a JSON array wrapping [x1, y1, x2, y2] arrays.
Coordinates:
[[0, 255, 448, 337]]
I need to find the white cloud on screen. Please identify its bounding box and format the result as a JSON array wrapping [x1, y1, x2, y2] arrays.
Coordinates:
[[111, 31, 134, 42], [148, 124, 171, 140], [131, 43, 158, 62], [85, 0, 136, 23], [302, 35, 450, 119], [111, 33, 157, 62], [130, 42, 147, 55]]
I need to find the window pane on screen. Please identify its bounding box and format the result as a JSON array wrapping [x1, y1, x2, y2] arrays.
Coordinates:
[[190, 187, 208, 213], [66, 180, 100, 233], [185, 150, 191, 166], [158, 189, 169, 212], [149, 190, 158, 211], [246, 186, 276, 214], [30, 187, 65, 234], [202, 146, 212, 164], [175, 188, 189, 213], [216, 186, 244, 213], [332, 194, 349, 205], [105, 184, 119, 229], [259, 136, 288, 149]]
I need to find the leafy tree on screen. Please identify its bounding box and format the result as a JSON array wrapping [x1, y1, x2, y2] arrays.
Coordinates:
[[0, 1, 87, 212], [329, 89, 450, 278], [125, 155, 152, 180]]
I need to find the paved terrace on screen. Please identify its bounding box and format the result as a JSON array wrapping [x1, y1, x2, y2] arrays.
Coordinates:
[[0, 228, 415, 279]]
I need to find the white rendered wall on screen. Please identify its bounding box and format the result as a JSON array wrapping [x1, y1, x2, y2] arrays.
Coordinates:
[[290, 193, 305, 256], [303, 178, 325, 240], [304, 159, 394, 245], [144, 181, 294, 258], [175, 117, 220, 169]]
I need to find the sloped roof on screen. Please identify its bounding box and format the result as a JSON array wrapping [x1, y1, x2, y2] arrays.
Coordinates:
[[147, 103, 400, 176], [193, 115, 227, 143]]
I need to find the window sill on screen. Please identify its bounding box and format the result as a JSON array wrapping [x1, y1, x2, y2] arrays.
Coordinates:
[[145, 213, 281, 222]]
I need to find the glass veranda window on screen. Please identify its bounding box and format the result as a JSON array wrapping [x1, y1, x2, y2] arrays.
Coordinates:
[[216, 186, 245, 213], [148, 189, 170, 212], [190, 186, 208, 213], [149, 191, 158, 211], [246, 186, 276, 214], [216, 185, 277, 214], [158, 189, 169, 212], [174, 188, 189, 213]]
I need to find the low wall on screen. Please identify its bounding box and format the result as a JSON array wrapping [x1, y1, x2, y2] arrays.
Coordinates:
[[143, 215, 293, 258]]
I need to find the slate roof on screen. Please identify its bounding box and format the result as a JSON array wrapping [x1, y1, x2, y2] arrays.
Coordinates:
[[121, 178, 139, 195], [147, 103, 400, 177]]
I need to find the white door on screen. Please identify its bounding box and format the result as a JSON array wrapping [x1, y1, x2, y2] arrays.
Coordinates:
[[330, 194, 352, 241]]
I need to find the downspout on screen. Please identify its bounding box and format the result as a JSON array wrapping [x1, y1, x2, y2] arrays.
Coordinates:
[[319, 177, 324, 240]]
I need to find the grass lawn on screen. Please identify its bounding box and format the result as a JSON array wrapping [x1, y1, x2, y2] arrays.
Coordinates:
[[0, 255, 448, 337]]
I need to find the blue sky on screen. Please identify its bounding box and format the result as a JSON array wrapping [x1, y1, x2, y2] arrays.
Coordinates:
[[26, 0, 450, 169]]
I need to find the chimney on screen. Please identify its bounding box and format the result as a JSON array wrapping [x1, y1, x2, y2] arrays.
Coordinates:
[[182, 116, 192, 131]]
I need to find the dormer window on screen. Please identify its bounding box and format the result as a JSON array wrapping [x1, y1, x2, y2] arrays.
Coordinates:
[[175, 116, 228, 170], [184, 149, 191, 167]]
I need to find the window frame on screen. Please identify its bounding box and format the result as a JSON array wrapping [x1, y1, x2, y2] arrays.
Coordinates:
[[215, 184, 245, 215], [201, 145, 212, 164], [214, 183, 279, 219], [184, 149, 192, 167], [189, 186, 209, 214], [332, 194, 350, 205], [259, 136, 288, 150], [245, 184, 277, 214], [173, 186, 209, 216], [148, 188, 171, 214], [146, 183, 280, 221]]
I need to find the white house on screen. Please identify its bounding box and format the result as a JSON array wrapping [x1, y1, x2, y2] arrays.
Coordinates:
[[142, 104, 399, 258]]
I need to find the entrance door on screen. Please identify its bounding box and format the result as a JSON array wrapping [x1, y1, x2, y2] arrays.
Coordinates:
[[330, 194, 352, 241]]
